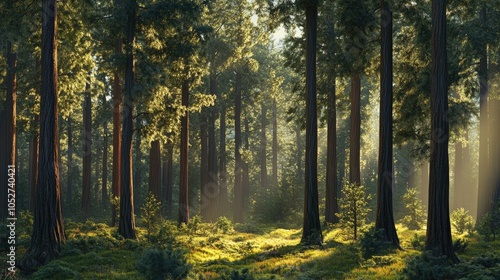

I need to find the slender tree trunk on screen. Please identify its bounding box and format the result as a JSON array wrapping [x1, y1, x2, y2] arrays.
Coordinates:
[[20, 0, 66, 270], [66, 117, 73, 206], [133, 116, 142, 211], [82, 86, 92, 218], [426, 0, 458, 262], [149, 140, 161, 200], [477, 6, 491, 222], [29, 115, 40, 214], [295, 125, 303, 184], [260, 102, 268, 189], [272, 99, 278, 187], [164, 143, 173, 218], [200, 115, 209, 219], [301, 2, 322, 245], [243, 118, 250, 217], [349, 74, 361, 186], [234, 71, 243, 223], [102, 122, 109, 204], [325, 72, 338, 224], [219, 102, 228, 217], [375, 1, 400, 247], [112, 39, 122, 226], [179, 79, 190, 225], [118, 0, 137, 239], [0, 41, 17, 222], [208, 72, 218, 220]]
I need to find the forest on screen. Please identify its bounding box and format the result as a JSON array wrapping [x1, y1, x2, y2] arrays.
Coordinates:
[[1, 0, 500, 279]]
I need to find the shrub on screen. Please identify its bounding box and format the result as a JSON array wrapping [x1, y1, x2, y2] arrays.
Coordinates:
[[400, 188, 426, 230], [148, 221, 179, 247], [214, 216, 233, 234], [359, 226, 395, 259], [452, 238, 468, 254], [450, 208, 475, 235], [477, 203, 500, 241], [31, 260, 80, 280], [403, 251, 456, 280], [224, 268, 255, 280], [234, 223, 263, 234], [141, 192, 162, 238], [408, 233, 426, 251], [63, 235, 120, 254], [136, 246, 192, 280], [336, 180, 372, 240]]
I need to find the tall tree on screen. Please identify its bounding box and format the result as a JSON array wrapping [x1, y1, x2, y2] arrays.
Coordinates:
[[301, 0, 322, 245], [118, 0, 137, 239], [20, 0, 66, 270], [179, 79, 190, 225], [66, 117, 73, 205], [112, 38, 122, 226], [102, 121, 109, 204], [272, 98, 278, 187], [29, 115, 40, 214], [349, 75, 361, 186], [82, 85, 92, 218], [375, 1, 400, 247], [260, 101, 268, 189], [233, 70, 244, 223], [426, 0, 458, 262], [163, 143, 173, 218]]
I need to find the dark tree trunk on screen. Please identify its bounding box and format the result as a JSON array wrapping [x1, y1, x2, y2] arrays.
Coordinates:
[[29, 115, 40, 214], [164, 143, 173, 218], [82, 86, 92, 218], [118, 0, 137, 239], [375, 1, 400, 248], [207, 72, 218, 220], [349, 74, 361, 186], [200, 114, 209, 219], [260, 102, 268, 189], [233, 71, 243, 223], [112, 39, 122, 226], [149, 140, 161, 200], [272, 99, 278, 187], [19, 0, 66, 270], [477, 6, 491, 222], [325, 71, 338, 224], [102, 121, 109, 204], [421, 161, 429, 210], [243, 118, 250, 217], [133, 116, 142, 212], [219, 102, 228, 217], [295, 125, 303, 184], [179, 79, 190, 225], [0, 41, 17, 222], [426, 0, 458, 262], [301, 2, 322, 245], [66, 117, 73, 205]]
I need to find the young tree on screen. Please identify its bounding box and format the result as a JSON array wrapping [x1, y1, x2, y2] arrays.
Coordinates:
[[149, 140, 161, 200], [20, 0, 66, 270], [337, 182, 372, 241], [426, 0, 458, 263], [375, 1, 400, 248], [112, 38, 122, 226], [179, 79, 190, 225]]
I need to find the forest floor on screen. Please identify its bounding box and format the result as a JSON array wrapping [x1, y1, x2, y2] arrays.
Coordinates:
[[1, 216, 500, 279]]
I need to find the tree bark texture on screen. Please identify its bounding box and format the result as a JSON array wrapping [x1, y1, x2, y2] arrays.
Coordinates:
[[426, 0, 458, 262], [118, 0, 137, 239], [200, 115, 209, 219], [301, 3, 322, 245], [20, 0, 66, 270], [243, 118, 250, 217], [325, 71, 338, 224], [82, 87, 92, 218], [102, 122, 109, 204], [149, 140, 161, 200], [219, 102, 228, 217], [179, 79, 190, 225], [29, 115, 40, 214], [66, 117, 73, 205], [349, 74, 361, 186], [164, 143, 173, 218], [260, 102, 268, 189], [375, 1, 400, 247], [272, 99, 278, 187], [208, 72, 218, 220], [233, 71, 243, 223], [112, 38, 122, 226]]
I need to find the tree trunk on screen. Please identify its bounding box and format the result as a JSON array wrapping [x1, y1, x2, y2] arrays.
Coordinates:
[[133, 116, 142, 210], [426, 0, 458, 262], [102, 121, 109, 204], [477, 6, 491, 222], [272, 99, 278, 187], [260, 102, 268, 189], [29, 115, 40, 214], [200, 114, 209, 219], [325, 71, 338, 224], [66, 117, 73, 206], [0, 41, 17, 222], [19, 0, 66, 270], [219, 102, 228, 217], [112, 38, 122, 226], [179, 79, 190, 225], [164, 143, 173, 218], [349, 74, 361, 186], [233, 71, 243, 223], [149, 140, 161, 200], [243, 118, 250, 217], [118, 0, 137, 239], [82, 86, 92, 218], [208, 72, 218, 220], [375, 1, 400, 248], [301, 3, 322, 245]]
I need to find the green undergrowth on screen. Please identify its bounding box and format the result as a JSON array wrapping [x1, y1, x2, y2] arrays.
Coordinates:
[[3, 219, 499, 279]]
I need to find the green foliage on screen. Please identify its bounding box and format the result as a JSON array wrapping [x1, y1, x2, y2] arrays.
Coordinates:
[[214, 216, 234, 234], [453, 238, 468, 254], [336, 181, 372, 240], [140, 192, 162, 238], [224, 268, 255, 280], [234, 223, 264, 235], [450, 208, 475, 235], [135, 247, 192, 280], [252, 186, 298, 225], [148, 221, 179, 248], [409, 233, 426, 251], [63, 235, 120, 255], [359, 226, 395, 259], [401, 188, 426, 230], [110, 195, 120, 221], [31, 260, 80, 280], [477, 203, 500, 241]]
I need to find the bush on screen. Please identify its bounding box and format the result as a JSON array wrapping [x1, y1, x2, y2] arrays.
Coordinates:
[[148, 221, 179, 247], [400, 188, 426, 230], [403, 251, 456, 280], [477, 205, 500, 241], [141, 192, 162, 238], [409, 233, 426, 251], [136, 247, 192, 280], [452, 238, 468, 254], [63, 235, 120, 254], [214, 216, 234, 234], [336, 180, 372, 240], [234, 223, 263, 234], [224, 268, 255, 280], [450, 208, 475, 235], [359, 226, 395, 259], [31, 260, 80, 280]]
